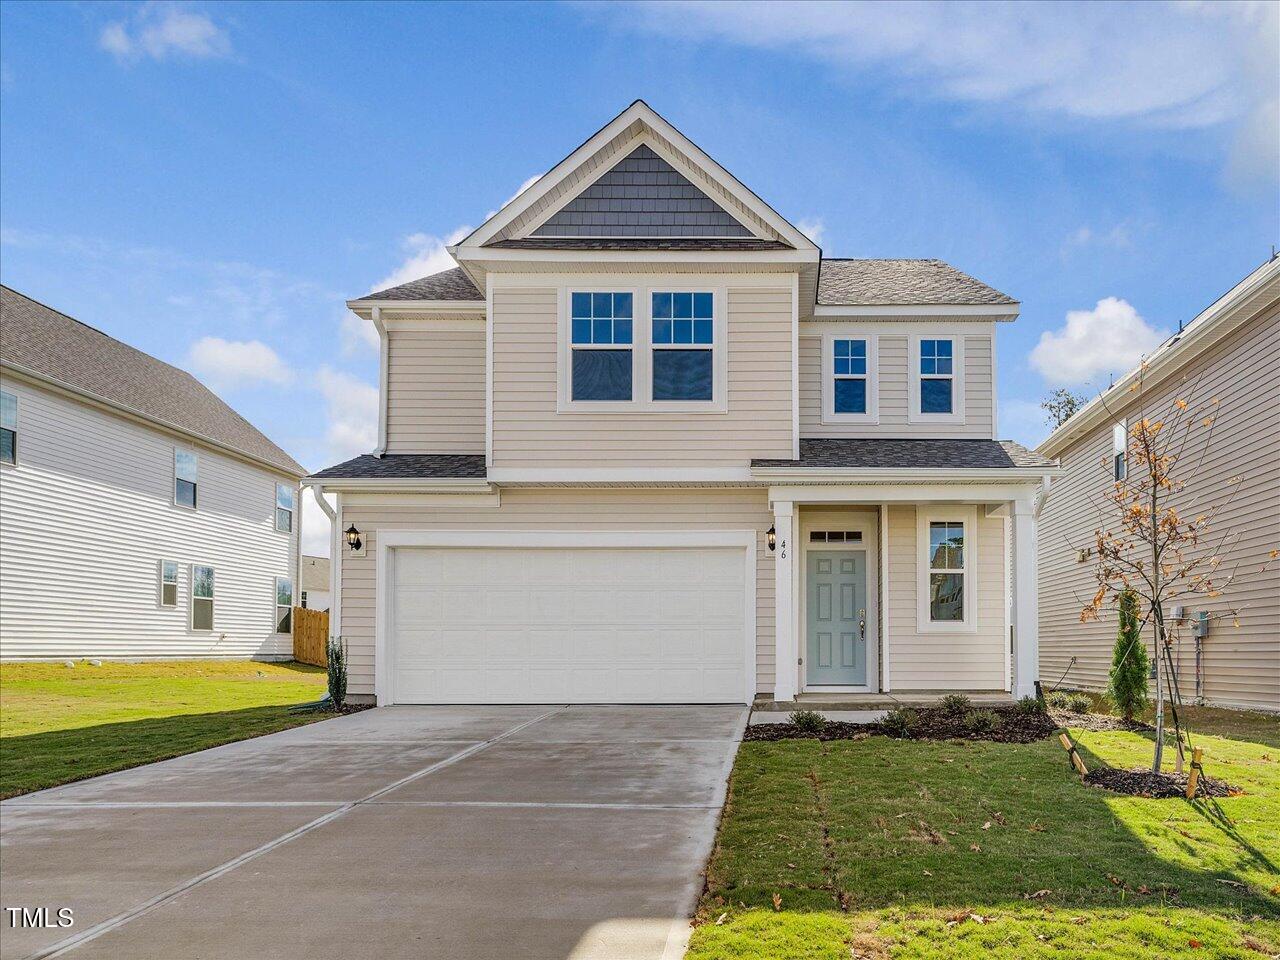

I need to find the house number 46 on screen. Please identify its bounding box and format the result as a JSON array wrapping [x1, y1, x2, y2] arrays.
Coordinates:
[[779, 539, 787, 559]]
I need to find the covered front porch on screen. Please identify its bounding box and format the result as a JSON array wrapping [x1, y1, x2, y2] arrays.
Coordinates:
[[762, 478, 1046, 706]]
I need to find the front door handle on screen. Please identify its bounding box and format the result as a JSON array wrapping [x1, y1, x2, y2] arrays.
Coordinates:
[[858, 608, 866, 639]]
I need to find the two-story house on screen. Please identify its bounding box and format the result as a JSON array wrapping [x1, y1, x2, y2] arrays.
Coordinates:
[[306, 102, 1059, 707], [0, 286, 305, 661]]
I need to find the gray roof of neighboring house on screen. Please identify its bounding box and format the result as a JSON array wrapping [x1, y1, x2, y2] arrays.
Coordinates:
[[817, 259, 1017, 306], [301, 555, 330, 592], [752, 438, 1054, 470], [530, 144, 755, 238], [0, 286, 305, 476], [359, 259, 1012, 307], [308, 453, 488, 480]]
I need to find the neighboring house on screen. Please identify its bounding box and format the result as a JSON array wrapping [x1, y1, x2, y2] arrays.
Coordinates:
[[301, 555, 331, 611], [0, 286, 306, 661], [306, 101, 1060, 706], [1037, 258, 1280, 713]]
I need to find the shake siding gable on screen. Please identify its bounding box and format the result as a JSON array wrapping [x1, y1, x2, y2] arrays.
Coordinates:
[[1038, 302, 1280, 711], [337, 487, 776, 700], [489, 282, 794, 468], [0, 377, 295, 660]]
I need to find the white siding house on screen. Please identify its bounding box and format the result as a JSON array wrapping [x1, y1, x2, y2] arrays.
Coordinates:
[[0, 286, 306, 661]]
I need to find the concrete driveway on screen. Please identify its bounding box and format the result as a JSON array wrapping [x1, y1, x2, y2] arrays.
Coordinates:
[[0, 705, 746, 960]]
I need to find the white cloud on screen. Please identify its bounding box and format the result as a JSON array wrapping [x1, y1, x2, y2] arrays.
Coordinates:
[[99, 3, 231, 63], [186, 337, 291, 391], [340, 312, 379, 355], [1030, 297, 1168, 388], [593, 1, 1277, 183], [301, 490, 334, 559], [316, 366, 378, 463], [370, 225, 471, 294], [1060, 223, 1132, 257], [795, 217, 825, 245]]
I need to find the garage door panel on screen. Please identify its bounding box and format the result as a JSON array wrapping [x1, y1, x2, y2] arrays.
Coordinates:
[[390, 546, 747, 704]]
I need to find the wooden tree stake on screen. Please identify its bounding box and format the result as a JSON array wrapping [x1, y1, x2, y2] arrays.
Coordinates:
[[1185, 747, 1204, 799], [1059, 733, 1089, 776]]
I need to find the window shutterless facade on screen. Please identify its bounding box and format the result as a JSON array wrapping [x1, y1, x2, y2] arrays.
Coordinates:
[[275, 577, 293, 634], [191, 564, 214, 631], [174, 450, 198, 508], [276, 483, 295, 533], [651, 292, 713, 401], [821, 333, 878, 424], [1113, 423, 1127, 481], [916, 506, 977, 633], [0, 390, 16, 464], [570, 292, 633, 402], [159, 560, 178, 607], [908, 335, 965, 424]]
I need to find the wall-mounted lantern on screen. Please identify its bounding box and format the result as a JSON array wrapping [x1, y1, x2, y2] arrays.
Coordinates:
[[345, 524, 363, 553], [767, 525, 777, 552]]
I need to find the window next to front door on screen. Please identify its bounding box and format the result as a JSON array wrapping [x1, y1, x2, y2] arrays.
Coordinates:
[[916, 506, 977, 632]]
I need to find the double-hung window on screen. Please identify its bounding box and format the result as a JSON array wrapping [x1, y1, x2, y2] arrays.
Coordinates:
[[919, 338, 955, 414], [275, 483, 295, 533], [1, 390, 16, 464], [159, 560, 178, 607], [822, 334, 878, 422], [651, 292, 713, 401], [570, 292, 633, 402], [917, 507, 976, 632], [175, 450, 198, 508], [275, 577, 293, 634], [191, 565, 215, 631], [1112, 423, 1127, 481]]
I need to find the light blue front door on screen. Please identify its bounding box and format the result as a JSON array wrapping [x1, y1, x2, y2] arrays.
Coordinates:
[[806, 551, 867, 686]]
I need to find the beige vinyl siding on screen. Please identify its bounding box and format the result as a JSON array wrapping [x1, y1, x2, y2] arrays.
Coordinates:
[[800, 331, 995, 439], [337, 487, 775, 701], [885, 505, 1008, 689], [0, 376, 296, 660], [384, 324, 485, 454], [1038, 304, 1280, 711], [490, 283, 794, 467]]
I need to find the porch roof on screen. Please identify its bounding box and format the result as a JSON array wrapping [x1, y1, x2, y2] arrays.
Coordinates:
[[752, 438, 1055, 471]]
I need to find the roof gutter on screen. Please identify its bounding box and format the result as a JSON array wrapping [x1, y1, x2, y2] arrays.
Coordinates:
[[749, 466, 1061, 483], [347, 299, 486, 315], [302, 477, 495, 493], [0, 361, 306, 480], [811, 303, 1020, 318]]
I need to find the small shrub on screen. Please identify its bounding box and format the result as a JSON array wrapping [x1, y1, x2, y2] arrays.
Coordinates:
[[1066, 692, 1093, 714], [1015, 695, 1046, 715], [881, 707, 918, 738], [1107, 588, 1150, 721], [963, 709, 999, 734], [788, 710, 827, 733], [938, 693, 972, 714], [326, 636, 347, 709], [1046, 690, 1072, 710]]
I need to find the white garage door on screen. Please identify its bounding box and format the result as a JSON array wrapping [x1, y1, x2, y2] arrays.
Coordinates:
[[388, 545, 748, 704]]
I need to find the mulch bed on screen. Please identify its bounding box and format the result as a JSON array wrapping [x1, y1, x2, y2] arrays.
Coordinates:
[[744, 705, 1058, 744], [1083, 766, 1238, 799]]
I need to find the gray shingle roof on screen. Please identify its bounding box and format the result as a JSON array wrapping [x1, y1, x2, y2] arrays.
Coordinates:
[[752, 439, 1054, 470], [0, 286, 304, 476], [486, 237, 791, 251], [308, 453, 487, 480], [359, 267, 483, 302], [817, 259, 1016, 306]]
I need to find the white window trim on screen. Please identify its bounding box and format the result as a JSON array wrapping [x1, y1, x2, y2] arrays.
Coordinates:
[[821, 332, 879, 424], [190, 564, 215, 632], [907, 335, 965, 425], [274, 576, 293, 635], [174, 449, 198, 510], [556, 284, 728, 413], [1112, 422, 1127, 481], [275, 483, 295, 534], [158, 560, 179, 608], [916, 505, 978, 634], [0, 388, 17, 466]]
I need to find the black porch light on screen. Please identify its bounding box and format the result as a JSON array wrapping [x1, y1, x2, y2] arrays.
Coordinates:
[[345, 524, 362, 552], [767, 525, 777, 552]]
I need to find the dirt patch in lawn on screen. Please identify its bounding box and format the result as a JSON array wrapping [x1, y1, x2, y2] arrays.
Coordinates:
[[1084, 766, 1239, 798], [745, 705, 1059, 744], [1051, 710, 1152, 733]]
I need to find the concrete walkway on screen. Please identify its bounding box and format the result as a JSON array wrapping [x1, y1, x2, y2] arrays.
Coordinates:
[[0, 705, 747, 960]]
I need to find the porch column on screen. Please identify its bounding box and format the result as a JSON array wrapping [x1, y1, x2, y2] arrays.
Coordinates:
[[1011, 498, 1040, 699], [772, 500, 796, 703]]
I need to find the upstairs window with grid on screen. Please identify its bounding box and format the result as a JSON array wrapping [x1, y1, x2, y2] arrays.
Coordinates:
[[832, 339, 868, 414], [919, 339, 954, 415], [651, 292, 713, 401], [570, 292, 633, 401]]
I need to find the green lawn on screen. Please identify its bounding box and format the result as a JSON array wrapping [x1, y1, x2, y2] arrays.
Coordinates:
[[689, 709, 1280, 959], [0, 660, 330, 798]]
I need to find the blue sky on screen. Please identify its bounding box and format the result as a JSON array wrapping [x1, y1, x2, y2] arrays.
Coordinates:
[[2, 1, 1277, 553]]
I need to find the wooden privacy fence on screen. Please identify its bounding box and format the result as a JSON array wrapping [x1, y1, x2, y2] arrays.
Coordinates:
[[293, 606, 330, 667]]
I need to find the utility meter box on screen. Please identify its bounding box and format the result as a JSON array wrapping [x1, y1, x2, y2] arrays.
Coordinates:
[[1192, 611, 1210, 639]]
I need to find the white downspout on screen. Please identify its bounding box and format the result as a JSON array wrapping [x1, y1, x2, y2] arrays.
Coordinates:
[[307, 484, 338, 636], [1033, 474, 1053, 519], [372, 306, 388, 457]]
